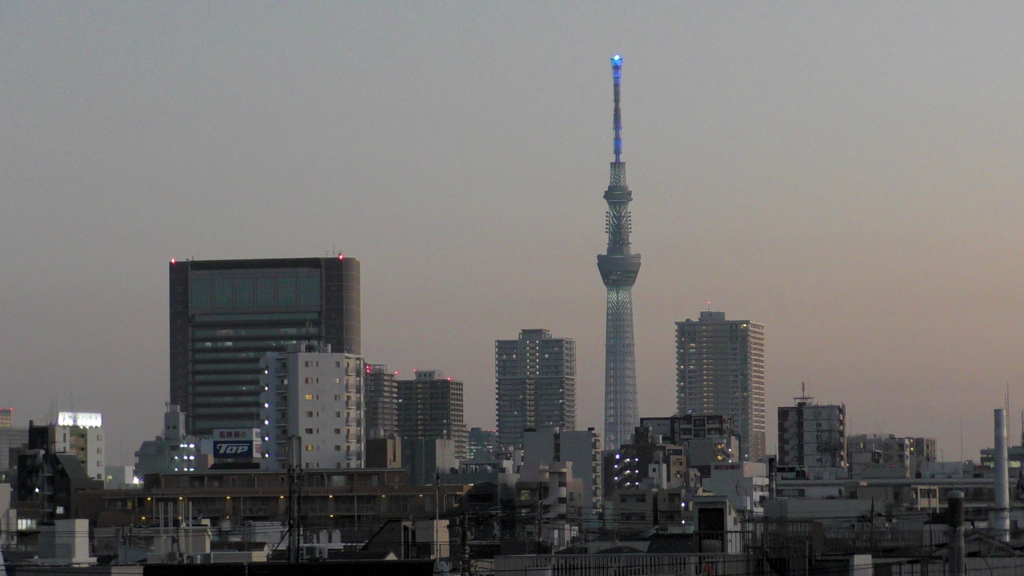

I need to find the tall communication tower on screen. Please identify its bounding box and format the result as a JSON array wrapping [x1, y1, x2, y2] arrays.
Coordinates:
[[597, 54, 641, 451]]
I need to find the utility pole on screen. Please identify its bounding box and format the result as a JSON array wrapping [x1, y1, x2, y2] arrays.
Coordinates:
[[287, 435, 302, 564], [461, 512, 470, 576], [435, 468, 441, 562], [948, 490, 965, 576]]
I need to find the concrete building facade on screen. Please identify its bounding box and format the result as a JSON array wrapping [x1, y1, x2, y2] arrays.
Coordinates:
[[364, 364, 398, 440], [259, 344, 364, 469], [0, 427, 28, 474], [135, 404, 200, 475], [847, 434, 938, 479], [522, 428, 602, 521], [676, 311, 766, 461], [397, 370, 467, 461], [44, 413, 106, 481], [495, 329, 576, 447], [639, 414, 741, 470], [467, 427, 498, 461], [778, 394, 847, 474], [169, 256, 360, 435]]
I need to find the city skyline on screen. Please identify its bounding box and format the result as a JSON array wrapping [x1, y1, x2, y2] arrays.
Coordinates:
[[4, 3, 1024, 463]]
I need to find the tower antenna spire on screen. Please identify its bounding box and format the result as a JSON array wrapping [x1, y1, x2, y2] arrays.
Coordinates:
[[597, 54, 641, 450], [612, 54, 623, 163]]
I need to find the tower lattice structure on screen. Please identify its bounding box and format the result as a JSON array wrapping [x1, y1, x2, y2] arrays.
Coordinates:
[[597, 55, 641, 451]]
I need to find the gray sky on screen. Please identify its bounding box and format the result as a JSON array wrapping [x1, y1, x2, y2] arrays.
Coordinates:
[[3, 2, 1024, 465]]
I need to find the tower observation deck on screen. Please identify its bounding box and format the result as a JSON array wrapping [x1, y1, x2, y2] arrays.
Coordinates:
[[597, 54, 640, 451]]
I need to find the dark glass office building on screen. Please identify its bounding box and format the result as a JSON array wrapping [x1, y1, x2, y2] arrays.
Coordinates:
[[170, 257, 360, 435]]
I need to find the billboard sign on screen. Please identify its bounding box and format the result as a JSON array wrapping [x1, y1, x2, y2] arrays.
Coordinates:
[[213, 440, 255, 459], [213, 428, 259, 441], [57, 412, 102, 428]]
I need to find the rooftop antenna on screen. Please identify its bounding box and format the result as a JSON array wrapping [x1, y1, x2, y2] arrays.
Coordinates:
[[795, 382, 813, 405], [706, 300, 712, 312], [612, 54, 622, 163], [960, 419, 964, 463]]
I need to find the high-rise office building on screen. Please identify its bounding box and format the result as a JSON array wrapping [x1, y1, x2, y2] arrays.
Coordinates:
[[597, 55, 641, 451], [675, 311, 766, 461], [169, 256, 360, 435], [495, 329, 576, 447], [0, 407, 12, 428], [397, 370, 467, 461], [259, 343, 364, 469], [364, 364, 399, 440]]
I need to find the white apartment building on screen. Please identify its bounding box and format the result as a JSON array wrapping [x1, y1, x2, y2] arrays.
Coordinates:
[[53, 412, 105, 481], [259, 344, 364, 470]]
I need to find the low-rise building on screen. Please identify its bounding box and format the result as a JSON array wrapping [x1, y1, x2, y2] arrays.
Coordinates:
[[848, 434, 936, 479], [603, 426, 688, 494], [77, 468, 468, 534], [514, 462, 583, 550], [135, 404, 201, 475], [639, 414, 741, 471], [522, 427, 601, 521]]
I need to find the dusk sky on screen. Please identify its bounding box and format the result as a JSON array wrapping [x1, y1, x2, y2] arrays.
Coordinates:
[[4, 2, 1024, 465]]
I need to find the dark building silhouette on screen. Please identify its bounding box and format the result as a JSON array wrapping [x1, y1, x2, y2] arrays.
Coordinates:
[[169, 256, 360, 434]]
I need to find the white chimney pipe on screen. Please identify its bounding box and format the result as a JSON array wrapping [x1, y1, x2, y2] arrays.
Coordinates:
[[993, 408, 1011, 542]]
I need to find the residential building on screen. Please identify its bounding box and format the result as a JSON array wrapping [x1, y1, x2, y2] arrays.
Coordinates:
[[639, 414, 741, 472], [16, 452, 103, 526], [495, 329, 576, 447], [602, 426, 688, 494], [522, 428, 602, 521], [908, 437, 938, 474], [467, 427, 498, 461], [134, 404, 201, 475], [366, 436, 402, 469], [700, 461, 769, 515], [397, 370, 467, 461], [259, 343, 364, 469], [402, 438, 458, 486], [514, 462, 583, 550], [846, 434, 936, 479], [848, 434, 909, 478], [0, 427, 28, 473], [675, 311, 766, 461], [169, 256, 360, 435], [28, 413, 106, 481], [777, 391, 847, 477], [364, 364, 398, 440]]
